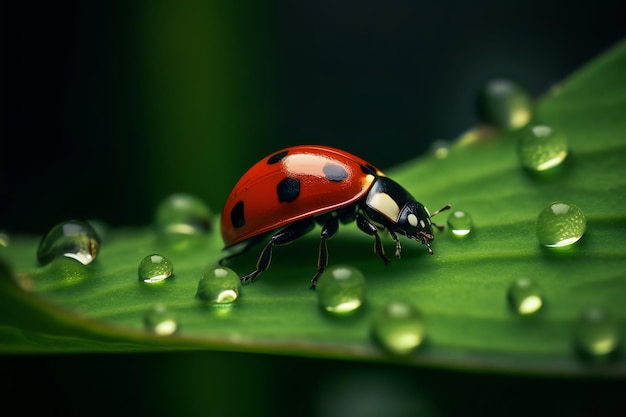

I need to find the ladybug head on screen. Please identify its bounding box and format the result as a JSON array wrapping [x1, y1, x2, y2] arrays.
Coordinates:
[[397, 201, 435, 248]]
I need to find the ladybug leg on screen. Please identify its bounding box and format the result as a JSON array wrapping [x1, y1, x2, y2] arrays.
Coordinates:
[[356, 215, 391, 266], [387, 229, 402, 258], [242, 219, 315, 284], [310, 216, 339, 289]]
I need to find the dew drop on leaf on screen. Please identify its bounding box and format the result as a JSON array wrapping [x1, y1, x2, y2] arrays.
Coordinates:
[[574, 306, 620, 361], [476, 77, 533, 131], [138, 254, 174, 283], [155, 193, 213, 235], [316, 265, 366, 314], [196, 266, 241, 305], [507, 278, 543, 315], [447, 210, 473, 237], [517, 124, 568, 171], [37, 219, 100, 266], [144, 304, 178, 336], [371, 301, 426, 355], [535, 201, 586, 247], [0, 231, 9, 247]]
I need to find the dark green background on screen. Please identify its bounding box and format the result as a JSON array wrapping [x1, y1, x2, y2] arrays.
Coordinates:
[[2, 0, 623, 233], [2, 1, 624, 416]]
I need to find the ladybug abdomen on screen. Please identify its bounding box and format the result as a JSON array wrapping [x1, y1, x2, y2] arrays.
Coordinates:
[[221, 146, 382, 247]]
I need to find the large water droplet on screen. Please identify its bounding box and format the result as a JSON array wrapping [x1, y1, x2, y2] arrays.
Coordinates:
[[144, 304, 178, 336], [316, 265, 366, 314], [536, 201, 586, 247], [371, 301, 426, 355], [447, 210, 473, 237], [196, 266, 241, 304], [518, 124, 568, 171], [138, 254, 174, 283], [574, 306, 620, 361], [155, 193, 212, 235], [37, 220, 100, 265], [507, 278, 543, 315], [476, 77, 533, 130]]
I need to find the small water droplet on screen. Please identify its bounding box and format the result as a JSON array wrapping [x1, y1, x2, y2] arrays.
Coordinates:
[[155, 193, 213, 235], [37, 220, 100, 265], [476, 77, 533, 130], [196, 266, 241, 304], [0, 231, 9, 247], [507, 278, 543, 315], [536, 201, 586, 247], [316, 265, 366, 314], [518, 124, 568, 171], [138, 254, 174, 283], [371, 301, 426, 355], [447, 210, 473, 237], [144, 304, 178, 336], [574, 306, 620, 361], [429, 140, 451, 159]]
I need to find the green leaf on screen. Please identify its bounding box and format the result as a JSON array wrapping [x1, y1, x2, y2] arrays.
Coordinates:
[[2, 40, 626, 377]]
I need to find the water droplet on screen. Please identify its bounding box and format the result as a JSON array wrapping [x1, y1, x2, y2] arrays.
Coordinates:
[[476, 77, 533, 130], [447, 210, 473, 237], [155, 193, 212, 235], [574, 306, 620, 361], [138, 254, 174, 283], [429, 140, 451, 159], [37, 220, 100, 265], [536, 201, 586, 247], [316, 265, 366, 314], [507, 278, 543, 315], [518, 124, 568, 171], [0, 231, 9, 247], [371, 301, 426, 355], [144, 304, 178, 336], [196, 266, 241, 304]]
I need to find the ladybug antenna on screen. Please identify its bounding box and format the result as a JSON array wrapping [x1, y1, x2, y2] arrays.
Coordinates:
[[430, 204, 451, 218], [430, 204, 451, 232]]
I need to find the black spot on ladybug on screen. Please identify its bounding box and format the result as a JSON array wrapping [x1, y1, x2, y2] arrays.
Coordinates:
[[323, 163, 349, 182], [267, 150, 289, 164], [230, 201, 245, 228], [277, 177, 300, 203], [360, 164, 378, 176]]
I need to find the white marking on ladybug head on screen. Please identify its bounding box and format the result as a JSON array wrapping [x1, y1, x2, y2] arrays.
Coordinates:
[[408, 213, 418, 227], [367, 191, 400, 222], [420, 219, 426, 228]]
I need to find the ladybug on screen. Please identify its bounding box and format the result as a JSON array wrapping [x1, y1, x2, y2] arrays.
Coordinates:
[[220, 145, 450, 288]]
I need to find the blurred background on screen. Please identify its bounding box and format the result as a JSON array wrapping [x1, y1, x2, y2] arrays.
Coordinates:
[[2, 1, 624, 415], [3, 0, 623, 233]]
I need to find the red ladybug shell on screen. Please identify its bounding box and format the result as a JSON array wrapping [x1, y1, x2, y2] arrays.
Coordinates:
[[221, 145, 385, 248]]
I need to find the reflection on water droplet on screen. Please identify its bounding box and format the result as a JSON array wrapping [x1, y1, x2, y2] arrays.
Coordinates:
[[155, 193, 212, 235], [138, 254, 174, 283], [507, 278, 543, 315], [144, 304, 178, 336], [372, 301, 426, 355], [536, 201, 586, 247], [476, 77, 533, 131], [447, 210, 473, 237], [574, 306, 620, 361], [37, 220, 100, 265], [196, 266, 241, 304], [316, 265, 366, 314], [518, 124, 568, 171]]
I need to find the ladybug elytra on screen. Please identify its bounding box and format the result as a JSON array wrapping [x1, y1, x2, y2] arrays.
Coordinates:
[[220, 145, 450, 288]]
